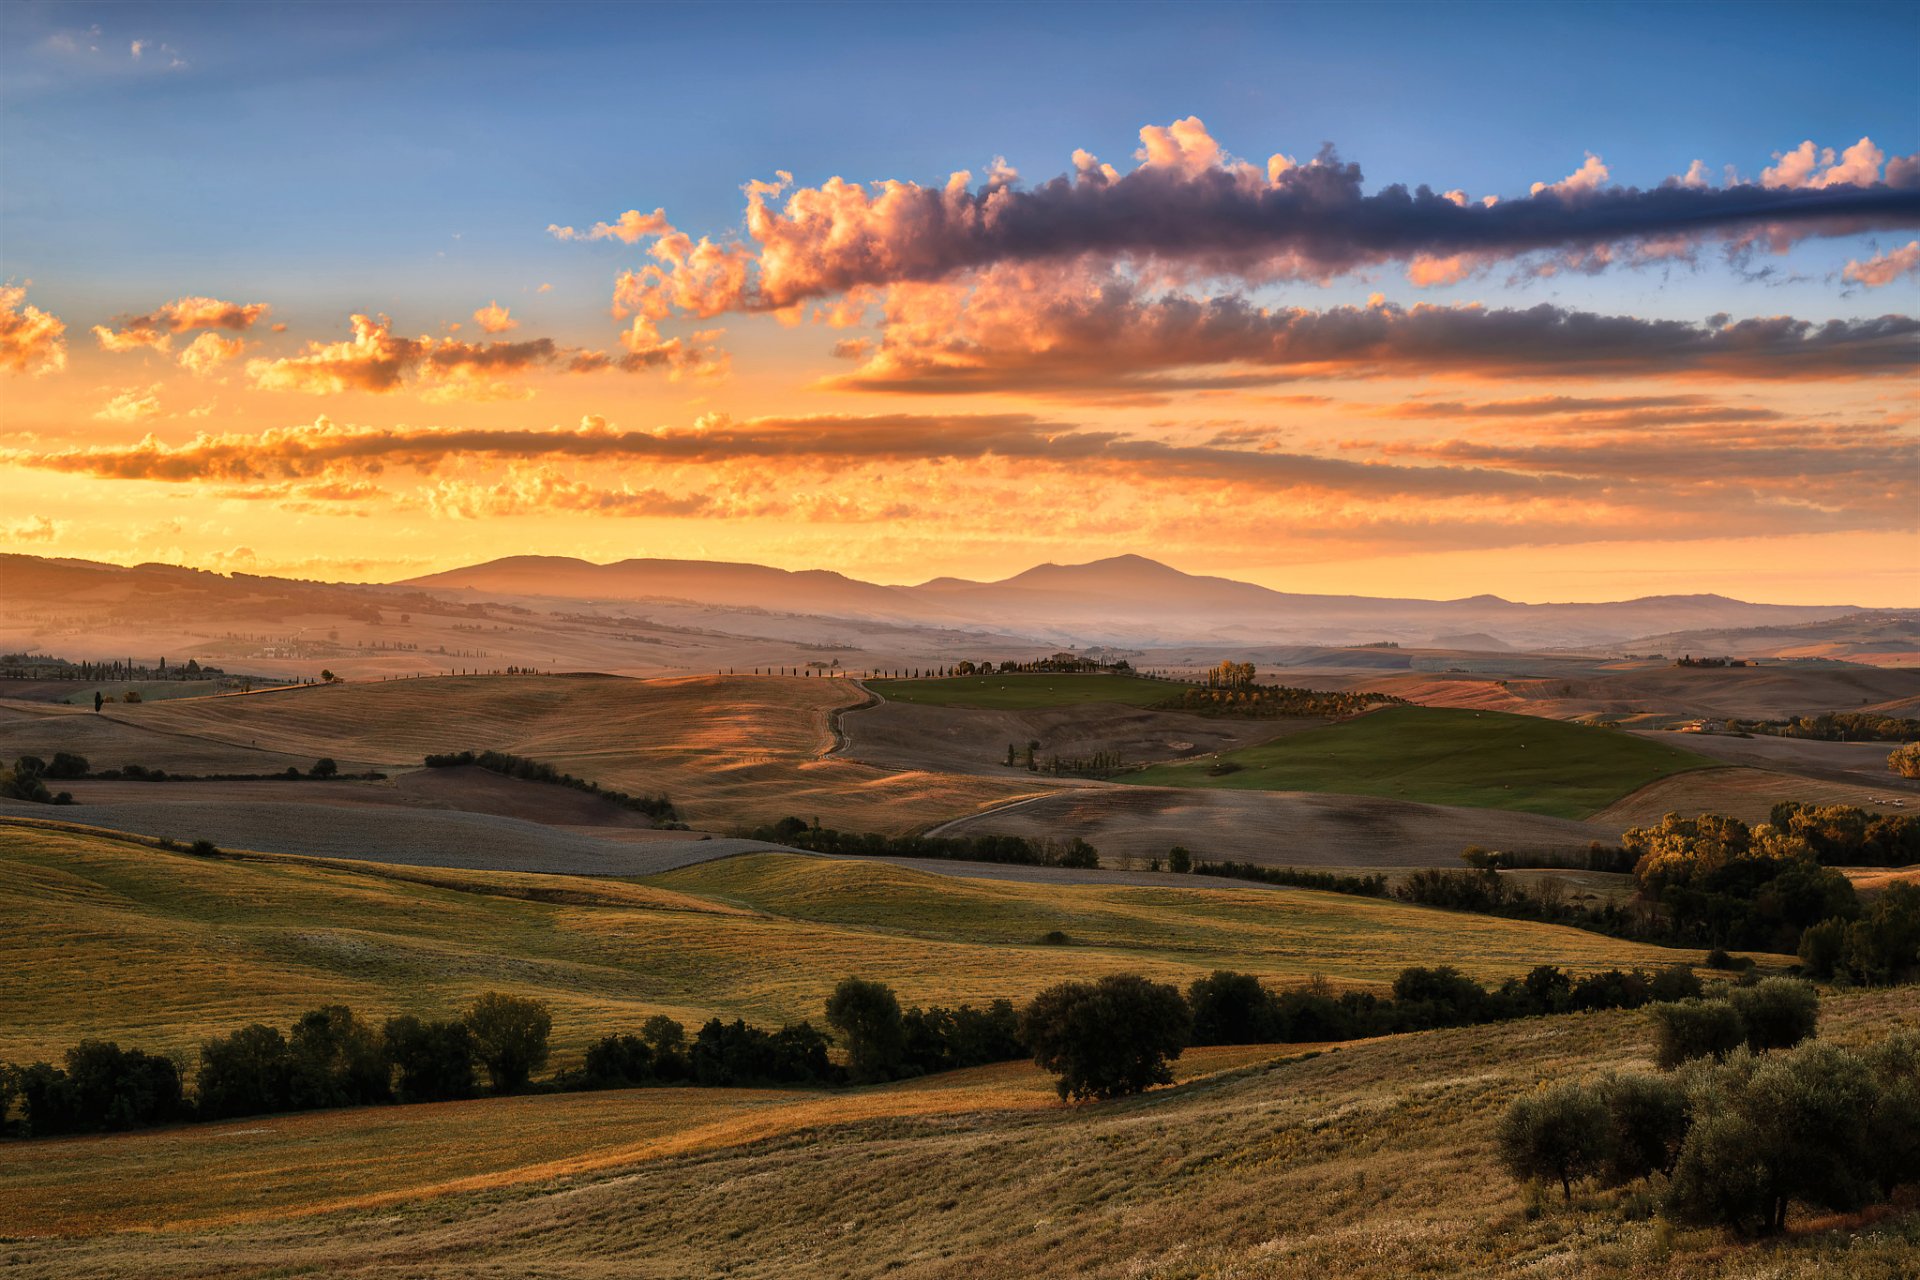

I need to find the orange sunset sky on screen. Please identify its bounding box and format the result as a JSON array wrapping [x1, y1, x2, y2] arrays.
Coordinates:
[[2, 3, 1916, 604]]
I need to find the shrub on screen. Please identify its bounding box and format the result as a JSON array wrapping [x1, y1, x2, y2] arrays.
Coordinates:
[[1797, 917, 1847, 979], [1651, 1000, 1747, 1070], [464, 993, 552, 1093], [1728, 979, 1818, 1053], [1019, 974, 1191, 1101], [1167, 845, 1192, 874], [824, 977, 909, 1083], [43, 752, 89, 780], [382, 1016, 477, 1103], [196, 1024, 295, 1119], [1496, 1080, 1612, 1201], [1647, 963, 1703, 1003]]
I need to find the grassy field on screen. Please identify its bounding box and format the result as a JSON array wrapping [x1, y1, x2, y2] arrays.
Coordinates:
[[0, 823, 1745, 1065], [5, 988, 1914, 1277], [97, 673, 1035, 833], [870, 673, 1186, 709], [1124, 706, 1719, 819]]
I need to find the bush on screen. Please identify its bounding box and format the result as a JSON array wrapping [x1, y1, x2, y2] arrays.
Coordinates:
[[824, 977, 908, 1083], [464, 993, 552, 1094], [1647, 963, 1703, 1003], [1167, 845, 1192, 874], [640, 1015, 688, 1081], [310, 757, 338, 778], [13, 1042, 184, 1136], [43, 752, 89, 780], [1496, 1080, 1611, 1201], [382, 1016, 477, 1103], [1019, 974, 1191, 1101], [583, 1034, 653, 1087], [1651, 1000, 1747, 1070], [1728, 979, 1818, 1053]]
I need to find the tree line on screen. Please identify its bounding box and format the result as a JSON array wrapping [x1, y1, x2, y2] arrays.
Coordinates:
[[1498, 981, 1920, 1235], [748, 817, 1101, 869], [1157, 684, 1404, 720], [1723, 711, 1920, 743], [423, 750, 677, 822]]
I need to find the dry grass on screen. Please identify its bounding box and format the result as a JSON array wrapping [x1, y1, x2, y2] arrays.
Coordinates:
[[1592, 765, 1910, 828], [0, 824, 1748, 1067], [112, 673, 1035, 832], [4, 990, 1914, 1278]]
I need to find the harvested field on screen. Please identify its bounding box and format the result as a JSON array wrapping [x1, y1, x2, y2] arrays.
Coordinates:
[[0, 824, 1732, 1065], [927, 785, 1613, 868], [1633, 730, 1920, 793], [6, 989, 1912, 1279], [840, 695, 1314, 776], [0, 697, 345, 775], [868, 673, 1185, 708], [59, 674, 1039, 833], [0, 1042, 1298, 1238], [1592, 766, 1913, 829]]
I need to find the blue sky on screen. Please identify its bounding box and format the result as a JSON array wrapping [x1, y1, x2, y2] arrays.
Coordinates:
[[5, 0, 1916, 331]]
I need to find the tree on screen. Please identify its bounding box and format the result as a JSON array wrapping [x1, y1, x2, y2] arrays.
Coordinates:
[[640, 1015, 689, 1081], [1185, 971, 1278, 1046], [825, 977, 908, 1083], [1496, 1080, 1611, 1201], [1889, 742, 1920, 780], [583, 1034, 652, 1086], [309, 757, 339, 778], [93, 691, 103, 714], [1019, 974, 1191, 1101], [382, 1016, 477, 1103], [196, 1024, 295, 1119], [1651, 999, 1748, 1070], [1668, 1042, 1882, 1233], [1167, 845, 1192, 874], [464, 992, 552, 1093], [287, 1005, 390, 1108], [1598, 1072, 1689, 1184], [1728, 979, 1818, 1053], [1797, 916, 1848, 979]]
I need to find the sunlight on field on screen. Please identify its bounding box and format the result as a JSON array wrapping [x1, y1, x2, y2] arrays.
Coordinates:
[[1125, 706, 1719, 819], [0, 827, 1738, 1066], [116, 674, 1032, 832]]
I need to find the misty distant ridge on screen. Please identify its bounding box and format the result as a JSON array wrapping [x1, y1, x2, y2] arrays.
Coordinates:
[[398, 552, 1873, 650], [3, 551, 1892, 653]]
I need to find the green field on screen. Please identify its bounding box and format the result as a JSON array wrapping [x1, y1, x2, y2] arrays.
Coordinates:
[[0, 821, 1740, 1065], [1124, 705, 1720, 819], [869, 672, 1185, 709]]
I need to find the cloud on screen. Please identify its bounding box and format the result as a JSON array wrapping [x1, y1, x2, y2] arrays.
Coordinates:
[[93, 384, 164, 421], [547, 208, 673, 244], [243, 312, 703, 400], [177, 331, 246, 376], [1762, 137, 1893, 190], [562, 118, 1920, 323], [820, 268, 1920, 397], [1, 515, 63, 543], [93, 296, 271, 353], [473, 301, 516, 333], [1843, 240, 1920, 287], [0, 284, 68, 375]]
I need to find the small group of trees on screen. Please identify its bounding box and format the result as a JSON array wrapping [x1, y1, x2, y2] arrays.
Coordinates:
[[0, 754, 83, 804], [423, 750, 677, 822], [0, 993, 552, 1138], [748, 817, 1100, 870], [1160, 684, 1404, 720], [1499, 988, 1920, 1235], [1797, 882, 1920, 985], [1723, 712, 1920, 744]]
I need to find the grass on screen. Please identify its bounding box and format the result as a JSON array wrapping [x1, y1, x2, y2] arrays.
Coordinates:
[[0, 824, 1742, 1066], [4, 988, 1915, 1277], [870, 673, 1185, 709], [1124, 705, 1720, 819]]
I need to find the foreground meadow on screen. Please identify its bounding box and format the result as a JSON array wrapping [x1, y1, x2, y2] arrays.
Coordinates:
[[5, 989, 1914, 1278]]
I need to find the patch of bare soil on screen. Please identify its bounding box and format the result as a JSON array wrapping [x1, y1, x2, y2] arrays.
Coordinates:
[[1633, 732, 1919, 793], [931, 786, 1612, 869], [1591, 766, 1912, 829]]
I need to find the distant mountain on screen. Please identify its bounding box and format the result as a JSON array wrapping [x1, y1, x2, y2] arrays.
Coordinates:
[[402, 555, 945, 621], [1, 552, 1891, 653]]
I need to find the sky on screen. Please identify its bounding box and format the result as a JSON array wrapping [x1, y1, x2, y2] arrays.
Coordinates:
[[2, 0, 1917, 604]]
